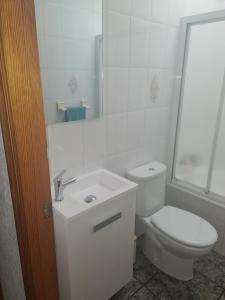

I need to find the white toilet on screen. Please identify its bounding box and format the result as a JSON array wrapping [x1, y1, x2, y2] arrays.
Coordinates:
[[127, 162, 218, 281]]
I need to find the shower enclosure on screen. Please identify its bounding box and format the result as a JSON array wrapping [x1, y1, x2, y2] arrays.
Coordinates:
[[170, 10, 225, 204]]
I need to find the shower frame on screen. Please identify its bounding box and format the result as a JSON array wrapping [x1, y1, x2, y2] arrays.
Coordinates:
[[168, 10, 225, 206]]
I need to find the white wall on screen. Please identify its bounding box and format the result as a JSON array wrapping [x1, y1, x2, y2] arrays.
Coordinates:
[[0, 128, 26, 300], [42, 0, 225, 181]]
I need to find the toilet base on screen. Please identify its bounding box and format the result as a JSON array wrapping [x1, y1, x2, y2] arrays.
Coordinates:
[[143, 231, 193, 281]]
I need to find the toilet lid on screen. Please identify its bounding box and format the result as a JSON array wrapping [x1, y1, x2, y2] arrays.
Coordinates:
[[151, 206, 218, 248]]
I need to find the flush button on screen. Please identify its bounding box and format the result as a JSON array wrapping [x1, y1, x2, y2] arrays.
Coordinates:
[[149, 167, 155, 171]]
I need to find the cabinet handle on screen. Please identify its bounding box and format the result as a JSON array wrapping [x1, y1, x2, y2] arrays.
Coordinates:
[[93, 212, 122, 232]]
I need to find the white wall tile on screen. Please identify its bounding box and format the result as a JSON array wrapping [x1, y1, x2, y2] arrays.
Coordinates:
[[145, 107, 170, 145], [149, 23, 167, 68], [44, 2, 62, 36], [128, 68, 148, 111], [61, 7, 92, 39], [127, 147, 153, 170], [83, 118, 106, 163], [46, 69, 65, 99], [63, 39, 95, 70], [51, 123, 84, 176], [40, 68, 48, 100], [127, 111, 145, 150], [37, 35, 47, 69], [165, 27, 179, 70], [104, 152, 128, 176], [130, 18, 150, 67], [45, 37, 64, 69], [168, 0, 187, 26], [151, 0, 169, 23], [105, 68, 129, 114], [34, 0, 44, 36], [131, 0, 152, 19], [105, 11, 130, 67], [107, 113, 127, 155], [106, 0, 131, 15]]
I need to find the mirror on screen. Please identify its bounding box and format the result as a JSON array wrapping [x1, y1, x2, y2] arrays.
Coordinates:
[[34, 0, 103, 124]]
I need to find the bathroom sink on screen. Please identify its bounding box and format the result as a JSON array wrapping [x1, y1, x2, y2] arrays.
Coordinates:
[[53, 169, 138, 299], [53, 169, 138, 220]]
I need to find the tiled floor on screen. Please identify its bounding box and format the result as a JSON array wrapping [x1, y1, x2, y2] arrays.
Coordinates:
[[111, 240, 225, 300]]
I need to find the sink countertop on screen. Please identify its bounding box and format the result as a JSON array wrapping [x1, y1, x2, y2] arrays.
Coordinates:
[[53, 169, 138, 221]]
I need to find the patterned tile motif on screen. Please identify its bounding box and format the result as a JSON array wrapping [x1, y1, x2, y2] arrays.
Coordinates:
[[195, 251, 225, 288], [129, 287, 158, 300], [110, 278, 142, 300], [110, 241, 225, 300], [134, 247, 158, 284], [219, 292, 225, 300], [147, 270, 223, 300]]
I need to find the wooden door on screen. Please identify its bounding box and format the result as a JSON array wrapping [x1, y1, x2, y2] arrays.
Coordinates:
[[0, 1, 59, 299]]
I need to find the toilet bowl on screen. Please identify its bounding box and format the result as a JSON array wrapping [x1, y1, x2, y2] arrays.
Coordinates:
[[127, 162, 218, 281], [142, 206, 217, 280]]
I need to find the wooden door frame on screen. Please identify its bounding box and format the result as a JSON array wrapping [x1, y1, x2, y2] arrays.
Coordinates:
[[0, 1, 59, 299]]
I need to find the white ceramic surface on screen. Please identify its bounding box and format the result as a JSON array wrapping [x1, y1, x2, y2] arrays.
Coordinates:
[[151, 206, 218, 248], [127, 162, 166, 217], [53, 169, 137, 300], [53, 168, 137, 220], [128, 162, 217, 281]]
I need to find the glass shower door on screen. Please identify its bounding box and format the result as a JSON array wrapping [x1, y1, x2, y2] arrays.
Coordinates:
[[211, 98, 225, 197], [174, 20, 225, 193]]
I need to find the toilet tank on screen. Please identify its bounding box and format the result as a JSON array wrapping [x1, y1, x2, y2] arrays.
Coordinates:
[[127, 162, 167, 217]]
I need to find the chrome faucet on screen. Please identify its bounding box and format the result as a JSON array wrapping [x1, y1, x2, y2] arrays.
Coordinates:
[[54, 170, 77, 202]]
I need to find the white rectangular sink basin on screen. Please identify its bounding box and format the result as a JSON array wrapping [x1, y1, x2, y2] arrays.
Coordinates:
[[53, 169, 138, 220]]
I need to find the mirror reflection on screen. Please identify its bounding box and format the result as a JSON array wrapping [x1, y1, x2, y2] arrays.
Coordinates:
[[34, 0, 103, 124]]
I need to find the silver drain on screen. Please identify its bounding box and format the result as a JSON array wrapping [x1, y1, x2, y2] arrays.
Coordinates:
[[84, 195, 97, 204]]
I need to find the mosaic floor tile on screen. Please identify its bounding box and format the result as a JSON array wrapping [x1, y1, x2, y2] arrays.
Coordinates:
[[195, 251, 225, 288], [147, 269, 224, 300], [110, 278, 142, 300], [219, 291, 225, 300], [133, 248, 158, 284], [129, 287, 159, 300], [110, 246, 225, 300]]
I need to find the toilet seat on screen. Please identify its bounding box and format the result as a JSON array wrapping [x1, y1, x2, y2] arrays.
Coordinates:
[[149, 206, 218, 248]]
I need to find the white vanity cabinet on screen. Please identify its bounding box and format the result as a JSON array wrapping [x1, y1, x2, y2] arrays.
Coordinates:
[[54, 190, 136, 300]]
